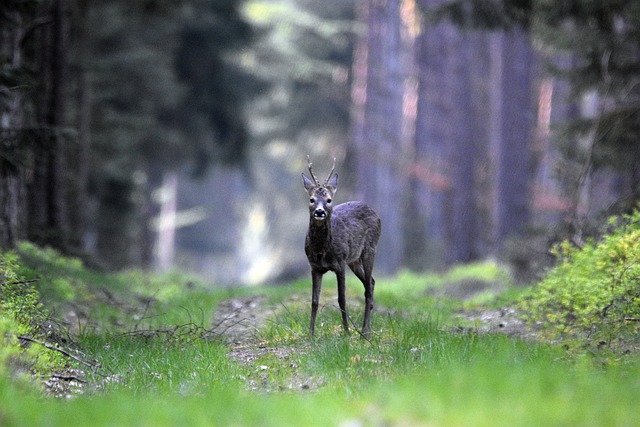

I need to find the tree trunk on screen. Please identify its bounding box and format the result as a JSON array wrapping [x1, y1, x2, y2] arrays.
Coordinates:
[[155, 171, 178, 271], [350, 0, 370, 199], [491, 29, 535, 247], [443, 26, 479, 264], [0, 8, 30, 249], [413, 3, 486, 267], [409, 0, 450, 269], [28, 0, 70, 249], [354, 0, 407, 274], [96, 177, 136, 268], [67, 0, 91, 252]]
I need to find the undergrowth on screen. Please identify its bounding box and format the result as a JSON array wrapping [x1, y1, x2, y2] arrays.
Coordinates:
[[522, 208, 640, 355]]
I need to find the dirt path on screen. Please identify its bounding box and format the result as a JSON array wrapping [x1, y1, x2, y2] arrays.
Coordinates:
[[211, 295, 323, 392], [41, 291, 534, 397], [209, 292, 536, 392], [456, 306, 536, 339], [211, 295, 275, 343]]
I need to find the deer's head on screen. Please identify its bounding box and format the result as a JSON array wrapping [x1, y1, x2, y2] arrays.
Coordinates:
[[302, 156, 338, 222]]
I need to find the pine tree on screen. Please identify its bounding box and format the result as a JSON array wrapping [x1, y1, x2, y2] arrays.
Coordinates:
[[0, 1, 42, 248], [352, 0, 407, 274], [77, 0, 257, 267], [535, 0, 640, 233]]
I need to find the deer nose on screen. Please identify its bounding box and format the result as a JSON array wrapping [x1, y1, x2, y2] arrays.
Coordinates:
[[313, 208, 327, 219]]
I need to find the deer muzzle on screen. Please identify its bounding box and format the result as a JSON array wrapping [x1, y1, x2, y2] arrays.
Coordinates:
[[313, 208, 327, 219]]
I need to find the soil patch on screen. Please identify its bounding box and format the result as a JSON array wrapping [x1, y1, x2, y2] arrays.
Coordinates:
[[211, 295, 275, 343], [456, 306, 538, 340], [427, 279, 507, 301], [211, 295, 323, 392]]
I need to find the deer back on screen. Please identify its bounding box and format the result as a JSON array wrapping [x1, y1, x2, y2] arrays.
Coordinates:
[[330, 201, 381, 263]]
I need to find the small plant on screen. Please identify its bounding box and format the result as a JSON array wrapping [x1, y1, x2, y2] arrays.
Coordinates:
[[522, 208, 640, 353]]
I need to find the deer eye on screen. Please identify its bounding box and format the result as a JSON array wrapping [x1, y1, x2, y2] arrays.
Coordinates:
[[309, 197, 315, 204], [326, 198, 332, 204]]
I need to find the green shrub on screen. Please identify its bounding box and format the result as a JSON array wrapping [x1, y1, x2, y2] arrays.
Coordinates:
[[522, 208, 640, 352]]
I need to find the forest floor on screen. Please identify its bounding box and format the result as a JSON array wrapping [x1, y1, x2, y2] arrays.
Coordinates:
[[209, 286, 535, 393], [40, 278, 535, 397], [6, 250, 640, 426], [212, 294, 319, 392]]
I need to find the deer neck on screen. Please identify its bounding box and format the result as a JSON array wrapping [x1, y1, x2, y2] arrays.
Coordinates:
[[307, 217, 332, 251]]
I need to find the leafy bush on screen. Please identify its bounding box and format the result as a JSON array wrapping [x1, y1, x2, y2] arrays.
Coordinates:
[[522, 209, 640, 351]]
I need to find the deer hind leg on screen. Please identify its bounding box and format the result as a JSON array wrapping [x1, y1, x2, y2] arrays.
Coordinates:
[[361, 253, 376, 335], [350, 259, 374, 335]]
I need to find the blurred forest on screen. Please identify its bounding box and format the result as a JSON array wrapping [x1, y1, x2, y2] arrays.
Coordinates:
[[1, 0, 639, 284]]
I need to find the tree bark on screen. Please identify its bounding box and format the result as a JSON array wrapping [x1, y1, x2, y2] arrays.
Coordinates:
[[491, 29, 535, 247], [443, 26, 479, 264], [354, 0, 407, 274], [28, 0, 70, 248], [67, 0, 91, 252], [410, 0, 450, 268], [413, 2, 485, 266], [0, 8, 30, 249]]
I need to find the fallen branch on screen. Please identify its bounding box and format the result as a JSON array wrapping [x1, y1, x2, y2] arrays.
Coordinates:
[[1, 278, 39, 287], [116, 322, 218, 341], [17, 335, 98, 368], [51, 373, 86, 383]]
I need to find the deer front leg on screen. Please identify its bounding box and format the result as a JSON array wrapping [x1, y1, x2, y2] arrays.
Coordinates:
[[336, 268, 350, 335], [310, 269, 323, 338]]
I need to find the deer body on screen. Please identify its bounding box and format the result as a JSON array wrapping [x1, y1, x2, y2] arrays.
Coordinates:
[[303, 158, 381, 337]]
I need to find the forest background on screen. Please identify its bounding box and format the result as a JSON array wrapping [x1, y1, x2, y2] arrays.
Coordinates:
[[1, 0, 639, 285]]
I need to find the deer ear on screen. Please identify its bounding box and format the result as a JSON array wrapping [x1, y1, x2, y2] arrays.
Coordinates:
[[327, 173, 338, 193], [302, 173, 314, 191]]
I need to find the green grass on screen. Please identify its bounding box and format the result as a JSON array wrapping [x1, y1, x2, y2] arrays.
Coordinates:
[[3, 332, 640, 427], [79, 334, 246, 395], [2, 247, 640, 426]]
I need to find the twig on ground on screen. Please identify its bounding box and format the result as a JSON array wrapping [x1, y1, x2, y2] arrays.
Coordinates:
[[17, 335, 98, 368], [1, 278, 39, 287], [51, 373, 86, 383], [344, 310, 375, 345], [133, 289, 159, 332], [116, 322, 217, 341]]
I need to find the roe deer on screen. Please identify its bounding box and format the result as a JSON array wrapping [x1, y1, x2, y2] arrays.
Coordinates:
[[302, 156, 381, 338]]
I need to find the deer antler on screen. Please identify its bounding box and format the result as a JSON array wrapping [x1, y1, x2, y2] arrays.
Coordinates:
[[307, 155, 320, 185], [324, 157, 336, 185]]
